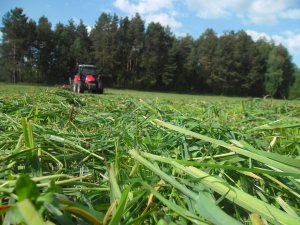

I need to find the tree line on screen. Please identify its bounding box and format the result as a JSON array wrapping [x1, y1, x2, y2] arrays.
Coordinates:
[[0, 7, 299, 98]]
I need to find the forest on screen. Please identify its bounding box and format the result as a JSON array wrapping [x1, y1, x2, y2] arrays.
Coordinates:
[[0, 7, 299, 98]]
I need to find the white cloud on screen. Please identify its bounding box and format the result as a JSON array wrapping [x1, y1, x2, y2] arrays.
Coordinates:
[[185, 0, 300, 25], [282, 32, 300, 50], [86, 26, 92, 34], [145, 13, 182, 29], [114, 0, 173, 14], [100, 8, 112, 14], [114, 0, 182, 29], [280, 9, 300, 19], [246, 30, 300, 51], [245, 30, 271, 42], [185, 0, 247, 19], [246, 29, 300, 65]]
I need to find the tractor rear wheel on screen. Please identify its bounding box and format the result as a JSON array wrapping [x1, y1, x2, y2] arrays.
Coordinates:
[[98, 88, 103, 94], [97, 81, 104, 94]]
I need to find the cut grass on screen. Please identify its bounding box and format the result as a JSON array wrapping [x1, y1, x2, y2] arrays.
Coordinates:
[[0, 84, 299, 224]]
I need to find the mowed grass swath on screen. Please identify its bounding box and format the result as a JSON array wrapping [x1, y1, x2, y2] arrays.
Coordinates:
[[0, 84, 299, 225]]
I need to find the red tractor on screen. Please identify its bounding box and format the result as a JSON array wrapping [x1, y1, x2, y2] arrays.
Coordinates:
[[70, 64, 103, 94]]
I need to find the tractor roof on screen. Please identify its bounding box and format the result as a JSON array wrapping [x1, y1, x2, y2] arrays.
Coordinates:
[[78, 64, 96, 68]]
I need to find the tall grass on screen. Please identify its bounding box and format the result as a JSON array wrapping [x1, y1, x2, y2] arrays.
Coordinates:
[[0, 84, 299, 224]]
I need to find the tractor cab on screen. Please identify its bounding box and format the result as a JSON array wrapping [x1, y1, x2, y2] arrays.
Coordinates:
[[72, 64, 103, 94], [79, 65, 97, 78]]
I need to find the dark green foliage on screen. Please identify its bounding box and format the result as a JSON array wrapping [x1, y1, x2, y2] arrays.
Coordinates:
[[289, 68, 300, 98], [125, 13, 145, 88], [35, 16, 54, 83], [0, 8, 29, 83], [264, 45, 295, 98], [197, 29, 218, 92], [90, 13, 116, 78], [73, 19, 92, 64], [142, 23, 174, 89], [0, 8, 298, 98]]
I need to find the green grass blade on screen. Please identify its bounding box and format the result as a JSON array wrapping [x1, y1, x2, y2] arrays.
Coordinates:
[[276, 196, 299, 218], [141, 181, 207, 225], [16, 199, 46, 225], [235, 140, 300, 168], [141, 151, 300, 178], [154, 119, 300, 175], [129, 150, 242, 225], [48, 135, 104, 160], [108, 184, 131, 225], [251, 123, 300, 130], [140, 151, 300, 225], [109, 163, 122, 204], [263, 174, 300, 199]]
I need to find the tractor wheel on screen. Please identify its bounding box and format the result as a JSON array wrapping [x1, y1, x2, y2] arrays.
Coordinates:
[[97, 81, 104, 94], [77, 81, 84, 93], [98, 88, 103, 94], [73, 82, 77, 92]]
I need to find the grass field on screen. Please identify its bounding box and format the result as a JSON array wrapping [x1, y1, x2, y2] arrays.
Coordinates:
[[0, 83, 299, 225]]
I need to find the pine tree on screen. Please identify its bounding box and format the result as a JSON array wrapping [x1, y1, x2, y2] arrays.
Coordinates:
[[36, 16, 54, 82], [142, 22, 173, 89], [90, 13, 112, 78], [1, 8, 29, 83], [264, 47, 285, 96], [196, 29, 218, 92], [128, 13, 145, 88], [71, 20, 92, 65], [289, 68, 300, 98]]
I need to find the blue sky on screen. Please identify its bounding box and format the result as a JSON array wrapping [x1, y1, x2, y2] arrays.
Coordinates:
[[1, 0, 300, 66]]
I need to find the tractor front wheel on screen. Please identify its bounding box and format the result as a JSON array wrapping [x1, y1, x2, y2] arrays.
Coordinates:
[[77, 81, 84, 93], [73, 82, 77, 92]]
